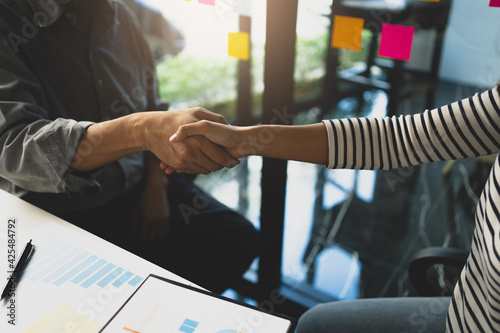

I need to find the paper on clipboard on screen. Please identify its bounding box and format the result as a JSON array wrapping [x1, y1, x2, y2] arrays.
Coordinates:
[[100, 274, 295, 333]]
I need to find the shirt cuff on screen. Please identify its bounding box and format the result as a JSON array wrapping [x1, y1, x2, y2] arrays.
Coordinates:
[[322, 119, 335, 169], [33, 118, 101, 194]]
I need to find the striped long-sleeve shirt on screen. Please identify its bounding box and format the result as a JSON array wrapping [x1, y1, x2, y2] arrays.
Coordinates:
[[322, 86, 500, 332]]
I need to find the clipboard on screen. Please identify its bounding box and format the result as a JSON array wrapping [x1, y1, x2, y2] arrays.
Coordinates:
[[99, 274, 296, 333]]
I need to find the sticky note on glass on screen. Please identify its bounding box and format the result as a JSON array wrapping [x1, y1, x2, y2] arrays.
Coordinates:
[[490, 0, 500, 7], [228, 32, 250, 61], [199, 0, 215, 5], [331, 15, 364, 51], [378, 24, 415, 61]]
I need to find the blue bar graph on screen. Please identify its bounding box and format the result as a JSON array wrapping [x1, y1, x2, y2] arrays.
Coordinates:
[[81, 263, 116, 288], [25, 238, 145, 290], [72, 259, 107, 284], [21, 240, 68, 278], [179, 319, 199, 333], [53, 255, 98, 287], [128, 275, 144, 287], [112, 271, 134, 287], [179, 326, 195, 333], [30, 247, 81, 282], [42, 251, 90, 283], [97, 267, 125, 287], [22, 242, 72, 281], [184, 319, 199, 328]]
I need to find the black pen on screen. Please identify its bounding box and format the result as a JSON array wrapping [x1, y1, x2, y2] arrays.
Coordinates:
[[1, 239, 34, 301]]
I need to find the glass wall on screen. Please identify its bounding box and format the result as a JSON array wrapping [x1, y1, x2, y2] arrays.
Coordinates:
[[282, 0, 500, 303], [132, 0, 500, 310]]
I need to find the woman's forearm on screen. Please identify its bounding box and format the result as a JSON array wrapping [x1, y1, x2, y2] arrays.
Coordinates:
[[237, 123, 328, 165]]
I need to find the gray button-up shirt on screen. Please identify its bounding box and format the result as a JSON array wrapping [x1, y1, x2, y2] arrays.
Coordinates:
[[0, 0, 162, 212]]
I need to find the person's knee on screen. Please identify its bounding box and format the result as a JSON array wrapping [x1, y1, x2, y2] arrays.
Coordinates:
[[296, 298, 450, 333], [296, 303, 339, 333]]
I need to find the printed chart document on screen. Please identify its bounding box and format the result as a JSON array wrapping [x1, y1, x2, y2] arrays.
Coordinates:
[[100, 275, 295, 333], [0, 221, 192, 332]]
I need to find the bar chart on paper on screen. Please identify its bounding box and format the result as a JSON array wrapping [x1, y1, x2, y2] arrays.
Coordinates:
[[100, 275, 292, 333], [121, 313, 243, 333], [11, 221, 170, 332], [20, 238, 144, 290], [118, 298, 204, 333], [0, 190, 196, 333]]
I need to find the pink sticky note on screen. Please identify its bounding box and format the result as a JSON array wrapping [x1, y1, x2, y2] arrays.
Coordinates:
[[490, 0, 500, 7], [199, 0, 215, 5], [378, 24, 415, 61]]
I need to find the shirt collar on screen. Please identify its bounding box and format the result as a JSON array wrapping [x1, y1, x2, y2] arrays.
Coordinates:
[[27, 0, 65, 28]]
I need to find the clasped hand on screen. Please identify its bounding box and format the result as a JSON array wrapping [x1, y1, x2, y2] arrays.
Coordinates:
[[161, 119, 248, 174], [144, 108, 240, 175]]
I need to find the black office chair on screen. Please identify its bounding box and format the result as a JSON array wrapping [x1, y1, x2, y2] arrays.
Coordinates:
[[409, 246, 468, 297], [409, 155, 496, 297], [322, 0, 452, 117]]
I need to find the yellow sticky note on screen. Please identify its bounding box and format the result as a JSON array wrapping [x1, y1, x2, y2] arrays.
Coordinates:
[[24, 303, 102, 333], [228, 32, 250, 61], [331, 15, 364, 51]]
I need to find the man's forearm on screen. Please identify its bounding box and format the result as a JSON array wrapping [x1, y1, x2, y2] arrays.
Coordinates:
[[71, 113, 144, 172]]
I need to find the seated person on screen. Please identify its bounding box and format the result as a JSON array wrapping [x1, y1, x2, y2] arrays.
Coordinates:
[[0, 0, 259, 294], [170, 85, 500, 332]]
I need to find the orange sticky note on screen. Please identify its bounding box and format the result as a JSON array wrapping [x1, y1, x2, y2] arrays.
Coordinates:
[[331, 15, 364, 51], [228, 32, 250, 61], [416, 0, 440, 2]]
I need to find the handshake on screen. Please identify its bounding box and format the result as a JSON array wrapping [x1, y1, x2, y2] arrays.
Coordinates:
[[159, 107, 328, 174], [158, 107, 250, 175], [72, 107, 328, 174]]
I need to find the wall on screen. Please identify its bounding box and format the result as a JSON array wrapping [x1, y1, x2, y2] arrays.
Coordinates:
[[439, 0, 500, 88]]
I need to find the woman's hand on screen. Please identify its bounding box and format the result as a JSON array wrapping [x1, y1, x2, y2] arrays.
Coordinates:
[[170, 120, 246, 158], [169, 121, 329, 167]]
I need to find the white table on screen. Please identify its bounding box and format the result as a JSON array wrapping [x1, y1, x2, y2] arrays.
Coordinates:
[[0, 190, 193, 333]]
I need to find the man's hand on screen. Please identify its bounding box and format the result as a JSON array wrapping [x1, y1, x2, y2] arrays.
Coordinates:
[[139, 108, 240, 175]]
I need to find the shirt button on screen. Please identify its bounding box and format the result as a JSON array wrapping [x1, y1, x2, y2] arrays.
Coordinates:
[[98, 79, 103, 86]]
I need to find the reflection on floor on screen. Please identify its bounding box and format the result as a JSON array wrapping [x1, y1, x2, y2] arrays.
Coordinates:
[[195, 80, 492, 307]]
